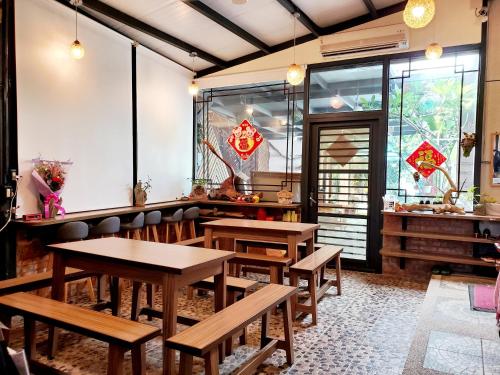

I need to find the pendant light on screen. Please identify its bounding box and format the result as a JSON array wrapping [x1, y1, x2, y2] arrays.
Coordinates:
[[287, 12, 305, 86], [330, 95, 344, 110], [403, 0, 435, 29], [70, 0, 85, 59], [188, 52, 200, 96], [425, 6, 442, 60]]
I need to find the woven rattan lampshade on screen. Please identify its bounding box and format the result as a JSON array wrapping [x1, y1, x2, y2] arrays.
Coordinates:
[[403, 0, 435, 29]]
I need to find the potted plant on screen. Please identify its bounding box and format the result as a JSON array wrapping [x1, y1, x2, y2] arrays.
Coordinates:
[[134, 177, 152, 207], [467, 186, 498, 215], [189, 178, 208, 200]]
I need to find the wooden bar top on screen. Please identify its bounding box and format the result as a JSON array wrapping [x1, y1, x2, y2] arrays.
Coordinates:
[[15, 199, 301, 227], [202, 218, 319, 233], [382, 210, 500, 222], [48, 237, 235, 275]]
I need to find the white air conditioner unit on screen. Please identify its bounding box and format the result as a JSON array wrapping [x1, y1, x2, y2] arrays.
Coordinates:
[[320, 24, 409, 58]]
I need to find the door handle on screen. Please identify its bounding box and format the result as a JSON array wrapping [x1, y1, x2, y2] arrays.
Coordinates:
[[309, 193, 317, 206]]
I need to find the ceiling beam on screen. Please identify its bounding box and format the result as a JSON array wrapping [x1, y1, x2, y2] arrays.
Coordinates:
[[182, 0, 271, 54], [275, 0, 322, 37], [361, 0, 378, 19], [79, 0, 227, 68], [198, 1, 407, 77]]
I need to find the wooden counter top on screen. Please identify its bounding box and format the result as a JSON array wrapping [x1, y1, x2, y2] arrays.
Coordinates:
[[382, 210, 500, 222], [15, 199, 301, 227]]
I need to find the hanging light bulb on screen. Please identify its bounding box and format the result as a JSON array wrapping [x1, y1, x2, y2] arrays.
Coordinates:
[[188, 52, 199, 97], [70, 0, 85, 59], [425, 42, 443, 60], [403, 0, 435, 29], [245, 105, 254, 116], [287, 13, 305, 86], [330, 95, 344, 110]]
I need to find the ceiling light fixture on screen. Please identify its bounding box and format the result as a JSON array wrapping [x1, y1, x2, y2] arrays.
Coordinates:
[[287, 12, 305, 86], [403, 0, 435, 29], [70, 0, 85, 59], [245, 105, 254, 116], [425, 42, 443, 60], [330, 95, 344, 110], [188, 52, 199, 97]]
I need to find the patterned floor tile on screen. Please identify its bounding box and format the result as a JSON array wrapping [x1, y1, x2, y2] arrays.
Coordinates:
[[423, 347, 483, 375], [427, 331, 482, 357]]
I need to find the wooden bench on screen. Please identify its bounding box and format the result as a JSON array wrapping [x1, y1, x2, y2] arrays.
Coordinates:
[[289, 245, 343, 325], [0, 292, 160, 375], [166, 284, 297, 375], [229, 253, 292, 285], [176, 235, 218, 247]]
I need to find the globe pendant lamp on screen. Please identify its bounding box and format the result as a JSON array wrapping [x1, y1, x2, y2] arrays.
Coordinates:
[[287, 13, 305, 86], [188, 52, 199, 97], [425, 42, 443, 60], [70, 0, 85, 59], [403, 0, 435, 29]]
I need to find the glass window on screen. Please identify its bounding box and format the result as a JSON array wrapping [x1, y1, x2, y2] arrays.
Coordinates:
[[386, 50, 480, 209], [309, 63, 383, 114], [195, 81, 303, 200]]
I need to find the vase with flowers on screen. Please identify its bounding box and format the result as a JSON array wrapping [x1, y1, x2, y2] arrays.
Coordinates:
[[32, 158, 71, 219], [134, 177, 152, 207]]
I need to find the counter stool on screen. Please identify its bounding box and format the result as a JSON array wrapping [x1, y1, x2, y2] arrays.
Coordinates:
[[181, 207, 199, 240], [144, 211, 161, 242], [162, 208, 183, 243], [90, 216, 121, 238], [89, 216, 121, 302], [56, 221, 96, 303], [120, 212, 144, 240]]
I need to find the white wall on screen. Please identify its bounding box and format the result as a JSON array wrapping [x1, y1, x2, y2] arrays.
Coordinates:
[[136, 46, 193, 202], [16, 0, 133, 215]]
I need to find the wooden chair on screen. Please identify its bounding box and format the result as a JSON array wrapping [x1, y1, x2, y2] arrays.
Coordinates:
[[162, 208, 183, 243], [181, 206, 199, 240], [289, 245, 343, 325], [144, 210, 161, 242], [0, 292, 160, 375], [56, 221, 96, 303], [166, 284, 297, 375], [120, 212, 144, 240]]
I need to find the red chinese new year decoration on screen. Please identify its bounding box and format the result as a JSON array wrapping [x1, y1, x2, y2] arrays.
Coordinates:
[[406, 141, 446, 178], [227, 120, 264, 160]]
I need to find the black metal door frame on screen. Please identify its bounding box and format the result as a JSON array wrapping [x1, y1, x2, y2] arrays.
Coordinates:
[[306, 115, 386, 272]]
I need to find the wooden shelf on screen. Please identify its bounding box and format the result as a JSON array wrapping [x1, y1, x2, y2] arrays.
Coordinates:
[[197, 200, 300, 209], [380, 248, 496, 268], [381, 230, 496, 244], [382, 210, 500, 222]]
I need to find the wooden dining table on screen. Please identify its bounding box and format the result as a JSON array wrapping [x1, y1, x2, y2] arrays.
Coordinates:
[[47, 237, 235, 375], [202, 219, 320, 263]]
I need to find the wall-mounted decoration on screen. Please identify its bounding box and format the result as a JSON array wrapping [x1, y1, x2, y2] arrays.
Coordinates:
[[406, 140, 446, 178], [491, 133, 500, 186], [460, 132, 476, 157], [227, 119, 264, 161]]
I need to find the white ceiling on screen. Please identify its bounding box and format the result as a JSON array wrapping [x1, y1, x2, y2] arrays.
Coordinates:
[[80, 0, 405, 73]]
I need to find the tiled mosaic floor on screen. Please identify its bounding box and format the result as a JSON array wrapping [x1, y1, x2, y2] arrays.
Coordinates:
[[404, 275, 500, 375], [7, 271, 429, 374]]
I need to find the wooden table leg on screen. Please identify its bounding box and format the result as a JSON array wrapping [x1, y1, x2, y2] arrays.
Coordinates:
[[48, 252, 66, 358], [215, 262, 228, 363], [287, 234, 298, 263], [305, 236, 314, 256], [162, 274, 178, 375], [110, 276, 121, 316], [204, 228, 213, 248]]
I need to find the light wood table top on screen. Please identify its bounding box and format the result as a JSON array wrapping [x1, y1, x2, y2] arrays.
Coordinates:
[[202, 218, 319, 233], [48, 237, 235, 275]]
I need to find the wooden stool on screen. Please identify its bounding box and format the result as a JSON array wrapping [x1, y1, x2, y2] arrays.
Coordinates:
[[181, 206, 199, 240], [144, 210, 161, 242], [120, 212, 144, 240], [56, 221, 96, 303], [162, 208, 183, 243]]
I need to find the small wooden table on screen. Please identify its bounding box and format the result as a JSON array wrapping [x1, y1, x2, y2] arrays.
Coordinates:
[[48, 237, 234, 375], [202, 219, 320, 263]]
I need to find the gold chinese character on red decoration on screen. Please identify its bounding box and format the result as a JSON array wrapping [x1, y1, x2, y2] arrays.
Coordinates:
[[227, 120, 264, 160], [406, 141, 446, 178]]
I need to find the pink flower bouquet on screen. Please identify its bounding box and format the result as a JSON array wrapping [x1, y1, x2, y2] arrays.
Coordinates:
[[32, 158, 71, 218]]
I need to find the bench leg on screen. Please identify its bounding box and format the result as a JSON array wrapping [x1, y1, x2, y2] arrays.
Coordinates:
[[131, 343, 146, 375], [0, 313, 12, 344], [260, 311, 271, 348], [289, 272, 299, 320], [107, 344, 126, 375], [204, 349, 219, 375], [131, 281, 142, 321], [146, 284, 154, 321], [110, 277, 121, 316], [281, 298, 295, 365], [336, 256, 342, 295], [24, 318, 36, 362], [236, 292, 247, 346], [310, 273, 318, 326], [187, 286, 195, 299], [179, 352, 193, 375]]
